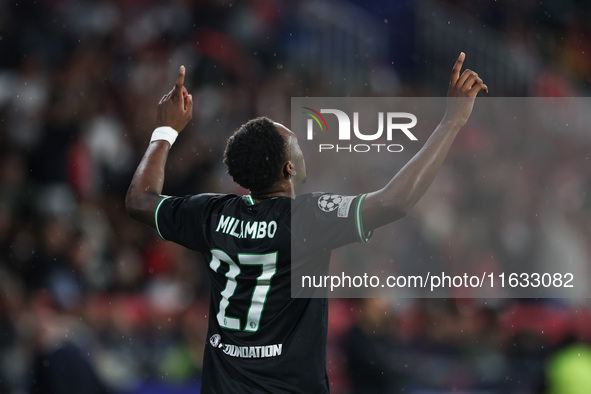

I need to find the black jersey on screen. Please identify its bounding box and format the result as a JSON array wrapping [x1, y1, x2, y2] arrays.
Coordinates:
[[155, 192, 370, 393]]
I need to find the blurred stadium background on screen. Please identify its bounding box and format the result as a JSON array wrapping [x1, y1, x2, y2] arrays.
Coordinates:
[[1, 0, 591, 393]]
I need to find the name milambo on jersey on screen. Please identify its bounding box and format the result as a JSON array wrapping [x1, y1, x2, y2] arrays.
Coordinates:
[[215, 214, 278, 239]]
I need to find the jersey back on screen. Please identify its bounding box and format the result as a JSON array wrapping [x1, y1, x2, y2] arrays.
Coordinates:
[[155, 192, 369, 393]]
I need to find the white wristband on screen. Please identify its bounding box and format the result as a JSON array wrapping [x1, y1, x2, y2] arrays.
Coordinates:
[[150, 126, 179, 146]]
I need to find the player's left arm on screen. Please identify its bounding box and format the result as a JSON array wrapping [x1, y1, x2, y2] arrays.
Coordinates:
[[361, 52, 487, 232], [125, 66, 193, 227]]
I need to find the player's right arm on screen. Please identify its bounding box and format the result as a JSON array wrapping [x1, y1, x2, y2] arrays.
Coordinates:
[[125, 66, 193, 227], [362, 52, 488, 231]]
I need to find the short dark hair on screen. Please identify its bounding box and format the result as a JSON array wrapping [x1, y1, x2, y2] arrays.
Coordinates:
[[223, 117, 288, 191]]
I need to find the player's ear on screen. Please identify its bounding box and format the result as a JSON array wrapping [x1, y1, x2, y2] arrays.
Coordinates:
[[283, 161, 296, 179]]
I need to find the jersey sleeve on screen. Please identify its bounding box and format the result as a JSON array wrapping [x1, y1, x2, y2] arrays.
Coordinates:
[[154, 193, 220, 251], [292, 192, 372, 252]]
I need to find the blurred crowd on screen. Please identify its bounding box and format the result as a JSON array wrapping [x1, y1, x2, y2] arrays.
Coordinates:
[[1, 0, 591, 393]]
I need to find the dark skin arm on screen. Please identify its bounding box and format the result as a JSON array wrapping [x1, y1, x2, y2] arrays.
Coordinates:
[[362, 52, 488, 231], [125, 66, 193, 227]]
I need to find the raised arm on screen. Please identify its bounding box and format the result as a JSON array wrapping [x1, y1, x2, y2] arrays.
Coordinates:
[[362, 52, 488, 231], [125, 66, 193, 227]]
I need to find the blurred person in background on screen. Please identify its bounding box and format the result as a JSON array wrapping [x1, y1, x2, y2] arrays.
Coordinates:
[[341, 298, 403, 393], [28, 292, 113, 394]]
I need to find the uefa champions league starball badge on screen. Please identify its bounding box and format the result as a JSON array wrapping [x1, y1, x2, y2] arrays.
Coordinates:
[[317, 194, 343, 213]]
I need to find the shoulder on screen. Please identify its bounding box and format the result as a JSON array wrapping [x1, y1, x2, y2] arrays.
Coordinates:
[[164, 193, 238, 204], [158, 193, 241, 213]]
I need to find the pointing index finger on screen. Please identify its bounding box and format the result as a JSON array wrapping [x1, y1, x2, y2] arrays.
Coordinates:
[[175, 65, 185, 91], [450, 52, 465, 85]]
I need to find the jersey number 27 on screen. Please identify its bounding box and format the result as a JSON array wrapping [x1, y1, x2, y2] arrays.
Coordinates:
[[209, 249, 277, 332]]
